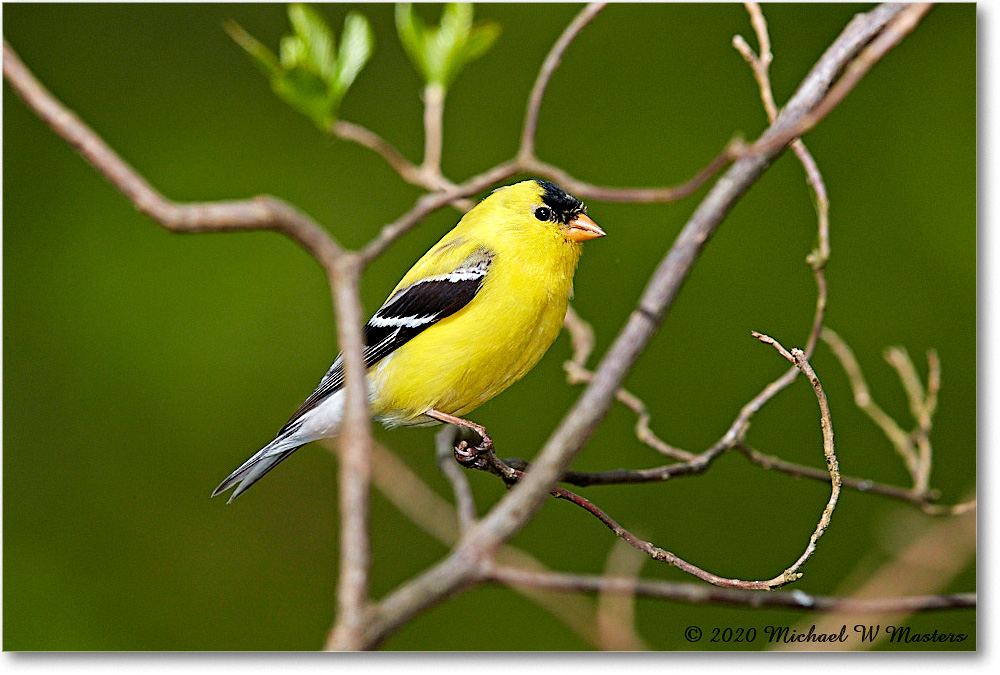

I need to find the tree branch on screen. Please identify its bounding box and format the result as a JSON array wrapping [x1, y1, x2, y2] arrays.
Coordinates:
[[736, 3, 934, 160], [332, 119, 472, 211], [485, 566, 976, 613], [2, 39, 344, 275], [359, 160, 521, 262], [523, 148, 741, 204], [332, 120, 422, 186], [326, 440, 603, 648], [325, 255, 374, 651]]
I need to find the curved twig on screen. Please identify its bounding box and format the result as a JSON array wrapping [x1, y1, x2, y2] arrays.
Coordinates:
[[752, 332, 840, 584], [519, 3, 607, 160]]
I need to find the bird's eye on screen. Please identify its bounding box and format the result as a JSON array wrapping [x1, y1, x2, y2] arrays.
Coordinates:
[[534, 206, 553, 221]]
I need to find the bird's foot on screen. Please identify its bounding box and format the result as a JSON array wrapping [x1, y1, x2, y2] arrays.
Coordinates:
[[424, 409, 495, 471], [454, 432, 493, 471]]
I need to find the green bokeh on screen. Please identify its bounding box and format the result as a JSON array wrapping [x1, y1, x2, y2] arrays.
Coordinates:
[[3, 3, 975, 651]]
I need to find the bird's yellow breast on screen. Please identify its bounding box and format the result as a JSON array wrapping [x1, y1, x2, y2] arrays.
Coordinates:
[[370, 228, 582, 426]]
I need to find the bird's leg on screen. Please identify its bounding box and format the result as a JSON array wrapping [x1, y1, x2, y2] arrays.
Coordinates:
[[425, 409, 493, 470]]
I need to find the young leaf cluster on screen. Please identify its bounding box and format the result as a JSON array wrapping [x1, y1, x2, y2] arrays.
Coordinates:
[[227, 3, 500, 131], [226, 4, 374, 129], [395, 3, 500, 90]]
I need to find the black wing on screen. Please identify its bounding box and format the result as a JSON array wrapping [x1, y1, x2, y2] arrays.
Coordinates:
[[278, 249, 493, 432]]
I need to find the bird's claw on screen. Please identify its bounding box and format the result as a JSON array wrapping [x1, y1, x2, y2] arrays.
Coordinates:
[[454, 439, 490, 470]]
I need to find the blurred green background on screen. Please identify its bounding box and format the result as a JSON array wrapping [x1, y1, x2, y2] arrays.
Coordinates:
[[3, 3, 975, 651]]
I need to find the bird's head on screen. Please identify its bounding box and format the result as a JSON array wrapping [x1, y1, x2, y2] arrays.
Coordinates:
[[479, 179, 606, 243]]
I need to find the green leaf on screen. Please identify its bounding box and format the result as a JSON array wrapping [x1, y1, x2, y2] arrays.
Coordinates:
[[438, 2, 473, 53], [460, 22, 500, 67], [279, 34, 306, 70], [336, 11, 374, 96], [395, 4, 428, 81], [426, 3, 469, 85], [288, 3, 337, 80]]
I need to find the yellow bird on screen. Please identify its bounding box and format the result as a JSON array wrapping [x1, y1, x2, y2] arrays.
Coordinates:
[[214, 179, 605, 501]]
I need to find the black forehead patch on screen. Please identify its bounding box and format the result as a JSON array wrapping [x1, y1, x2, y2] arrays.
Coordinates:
[[536, 180, 585, 223]]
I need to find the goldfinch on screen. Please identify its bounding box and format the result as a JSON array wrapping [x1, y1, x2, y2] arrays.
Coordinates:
[[213, 179, 605, 501]]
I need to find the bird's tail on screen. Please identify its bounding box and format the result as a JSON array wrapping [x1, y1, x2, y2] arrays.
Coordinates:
[[212, 433, 305, 503]]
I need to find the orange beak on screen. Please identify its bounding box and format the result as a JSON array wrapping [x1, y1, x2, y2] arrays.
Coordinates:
[[561, 213, 606, 242]]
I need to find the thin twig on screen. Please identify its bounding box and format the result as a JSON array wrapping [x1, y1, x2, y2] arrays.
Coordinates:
[[435, 426, 477, 533], [332, 120, 423, 186], [884, 346, 928, 422], [470, 448, 815, 590], [735, 443, 932, 504], [421, 83, 446, 181], [501, 456, 712, 487], [332, 120, 473, 211], [752, 332, 840, 583], [884, 346, 934, 490], [562, 307, 694, 462], [518, 3, 607, 161], [485, 566, 976, 613], [741, 438, 974, 517], [523, 149, 740, 204], [736, 3, 935, 161], [820, 327, 918, 471], [359, 160, 521, 262]]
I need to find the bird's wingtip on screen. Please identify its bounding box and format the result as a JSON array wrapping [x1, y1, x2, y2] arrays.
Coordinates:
[[226, 482, 250, 504], [211, 474, 239, 499], [210, 481, 241, 504]]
